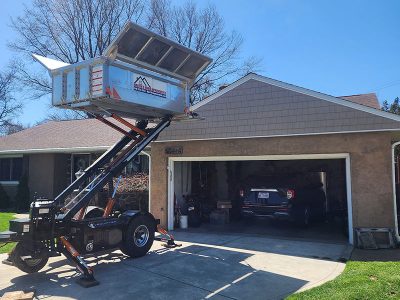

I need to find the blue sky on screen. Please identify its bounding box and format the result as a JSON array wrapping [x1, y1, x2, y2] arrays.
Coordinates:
[[1, 0, 400, 126]]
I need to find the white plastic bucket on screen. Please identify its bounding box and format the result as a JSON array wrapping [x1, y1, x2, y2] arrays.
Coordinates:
[[179, 215, 188, 229]]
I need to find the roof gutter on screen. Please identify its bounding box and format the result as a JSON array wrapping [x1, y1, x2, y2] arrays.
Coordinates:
[[155, 128, 400, 143], [0, 145, 151, 155]]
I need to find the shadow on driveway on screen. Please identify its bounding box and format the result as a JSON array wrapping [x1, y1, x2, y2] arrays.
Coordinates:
[[0, 232, 346, 300], [0, 246, 307, 300]]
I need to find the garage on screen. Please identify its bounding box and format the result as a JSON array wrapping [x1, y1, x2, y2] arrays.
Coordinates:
[[168, 155, 351, 243], [149, 73, 400, 247]]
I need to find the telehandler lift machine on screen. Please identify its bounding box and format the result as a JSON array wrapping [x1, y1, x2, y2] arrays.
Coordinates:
[[0, 22, 211, 287]]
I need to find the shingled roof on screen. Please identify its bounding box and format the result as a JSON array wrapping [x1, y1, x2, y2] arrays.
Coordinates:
[[339, 93, 380, 109], [0, 74, 393, 151], [157, 73, 400, 142], [0, 118, 124, 154]]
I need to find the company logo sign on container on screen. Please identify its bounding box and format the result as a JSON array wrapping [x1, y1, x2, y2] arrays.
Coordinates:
[[133, 75, 167, 98]]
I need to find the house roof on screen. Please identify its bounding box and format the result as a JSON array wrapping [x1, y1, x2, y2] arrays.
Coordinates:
[[0, 118, 126, 154], [339, 93, 380, 109], [0, 74, 397, 151], [157, 73, 400, 142]]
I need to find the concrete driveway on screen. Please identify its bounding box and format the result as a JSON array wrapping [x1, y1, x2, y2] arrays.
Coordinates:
[[0, 232, 349, 300]]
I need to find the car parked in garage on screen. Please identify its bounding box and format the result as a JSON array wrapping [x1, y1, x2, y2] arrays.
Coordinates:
[[239, 175, 327, 226]]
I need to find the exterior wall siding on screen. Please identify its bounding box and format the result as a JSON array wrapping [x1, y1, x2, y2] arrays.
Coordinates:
[[150, 131, 396, 232], [158, 79, 400, 141]]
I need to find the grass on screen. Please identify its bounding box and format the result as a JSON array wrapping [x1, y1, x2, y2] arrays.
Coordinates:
[[287, 261, 400, 300], [0, 212, 16, 254]]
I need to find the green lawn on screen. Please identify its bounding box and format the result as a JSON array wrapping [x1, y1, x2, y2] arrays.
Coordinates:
[[0, 212, 16, 254], [287, 261, 400, 300]]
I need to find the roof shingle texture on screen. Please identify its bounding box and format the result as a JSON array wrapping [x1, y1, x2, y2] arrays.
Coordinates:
[[339, 93, 380, 109], [0, 118, 124, 152], [0, 81, 394, 151], [157, 79, 399, 141]]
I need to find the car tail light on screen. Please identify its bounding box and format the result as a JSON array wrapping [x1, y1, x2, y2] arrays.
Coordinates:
[[287, 189, 295, 199], [239, 189, 244, 197]]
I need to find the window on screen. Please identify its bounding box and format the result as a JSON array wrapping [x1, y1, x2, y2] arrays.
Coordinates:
[[0, 157, 23, 181], [124, 155, 149, 175]]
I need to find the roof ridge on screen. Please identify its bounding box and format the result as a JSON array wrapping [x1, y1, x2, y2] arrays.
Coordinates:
[[339, 93, 377, 97]]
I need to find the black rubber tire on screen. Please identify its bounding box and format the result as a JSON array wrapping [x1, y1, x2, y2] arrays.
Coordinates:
[[11, 241, 49, 273], [121, 215, 155, 258]]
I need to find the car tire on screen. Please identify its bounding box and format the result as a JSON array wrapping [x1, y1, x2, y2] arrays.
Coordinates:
[[122, 215, 155, 258], [11, 241, 49, 273]]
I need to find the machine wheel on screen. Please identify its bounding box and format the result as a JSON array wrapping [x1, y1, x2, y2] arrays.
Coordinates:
[[84, 206, 104, 219], [11, 241, 49, 273], [121, 215, 155, 258]]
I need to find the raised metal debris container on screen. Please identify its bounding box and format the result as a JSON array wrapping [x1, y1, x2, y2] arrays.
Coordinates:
[[34, 22, 211, 119]]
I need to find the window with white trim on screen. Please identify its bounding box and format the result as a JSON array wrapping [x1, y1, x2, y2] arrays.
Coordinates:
[[0, 157, 23, 181]]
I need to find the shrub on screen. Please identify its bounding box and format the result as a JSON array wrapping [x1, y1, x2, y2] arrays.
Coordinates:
[[15, 174, 30, 212], [0, 183, 10, 209]]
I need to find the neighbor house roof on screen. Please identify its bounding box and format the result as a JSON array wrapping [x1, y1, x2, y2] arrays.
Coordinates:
[[157, 73, 400, 142], [339, 93, 380, 109], [0, 118, 126, 154]]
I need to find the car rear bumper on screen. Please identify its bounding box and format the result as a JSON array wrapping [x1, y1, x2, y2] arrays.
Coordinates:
[[241, 209, 291, 220]]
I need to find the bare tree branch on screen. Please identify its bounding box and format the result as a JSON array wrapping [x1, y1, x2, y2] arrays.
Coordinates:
[[0, 67, 22, 133], [0, 121, 26, 135], [9, 0, 145, 101], [147, 0, 262, 103], [10, 0, 262, 107], [45, 106, 88, 122]]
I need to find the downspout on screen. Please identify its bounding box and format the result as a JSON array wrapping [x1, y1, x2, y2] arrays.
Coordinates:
[[391, 142, 400, 242]]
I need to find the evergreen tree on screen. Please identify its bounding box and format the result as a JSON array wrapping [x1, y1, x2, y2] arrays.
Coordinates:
[[382, 97, 400, 115]]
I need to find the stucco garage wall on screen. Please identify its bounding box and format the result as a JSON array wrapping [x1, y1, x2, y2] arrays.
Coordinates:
[[150, 131, 395, 232]]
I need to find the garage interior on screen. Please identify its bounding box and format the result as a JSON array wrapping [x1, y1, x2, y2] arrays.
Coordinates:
[[172, 158, 349, 243]]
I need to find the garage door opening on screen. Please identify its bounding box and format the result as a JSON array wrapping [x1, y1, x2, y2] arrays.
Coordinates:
[[168, 155, 352, 244]]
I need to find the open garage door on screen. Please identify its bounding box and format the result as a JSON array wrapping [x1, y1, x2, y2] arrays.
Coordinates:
[[168, 154, 353, 244]]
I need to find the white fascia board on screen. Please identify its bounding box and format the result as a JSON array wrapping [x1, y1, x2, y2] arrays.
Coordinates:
[[0, 145, 152, 155], [0, 146, 111, 155], [155, 128, 400, 143], [192, 73, 400, 122]]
